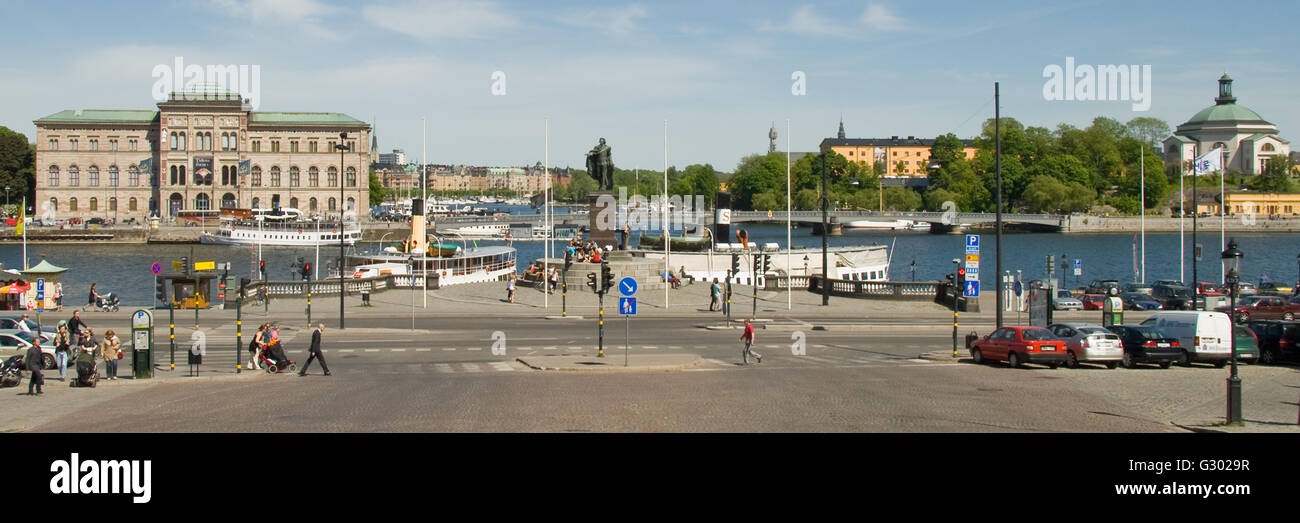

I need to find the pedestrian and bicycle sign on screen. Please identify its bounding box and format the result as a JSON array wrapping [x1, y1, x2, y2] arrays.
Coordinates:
[[963, 280, 980, 297], [619, 297, 637, 315], [619, 277, 637, 296]]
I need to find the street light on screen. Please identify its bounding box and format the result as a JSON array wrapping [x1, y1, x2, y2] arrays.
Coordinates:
[[820, 152, 829, 306], [951, 258, 960, 357], [335, 132, 349, 329], [1221, 239, 1243, 425]]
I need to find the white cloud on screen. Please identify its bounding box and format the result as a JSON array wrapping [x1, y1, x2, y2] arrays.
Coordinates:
[[559, 3, 648, 37], [206, 0, 343, 40], [758, 3, 906, 39], [361, 0, 520, 39]]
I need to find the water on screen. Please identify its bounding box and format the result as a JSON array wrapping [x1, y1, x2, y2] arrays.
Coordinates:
[[5, 224, 1296, 308]]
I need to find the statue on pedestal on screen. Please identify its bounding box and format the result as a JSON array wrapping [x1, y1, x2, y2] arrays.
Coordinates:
[[586, 138, 613, 191]]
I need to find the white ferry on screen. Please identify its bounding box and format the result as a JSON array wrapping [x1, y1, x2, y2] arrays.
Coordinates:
[[637, 243, 891, 287], [199, 209, 361, 246], [842, 219, 930, 231], [347, 245, 516, 286], [441, 223, 511, 238]]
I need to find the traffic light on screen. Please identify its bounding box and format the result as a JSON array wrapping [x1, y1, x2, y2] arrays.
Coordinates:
[[762, 254, 772, 274], [259, 260, 266, 277], [587, 272, 598, 291], [600, 262, 614, 294], [181, 256, 189, 275], [957, 267, 966, 288], [155, 279, 166, 303], [752, 254, 762, 272], [731, 254, 740, 273], [302, 263, 312, 281], [945, 273, 955, 284], [239, 278, 250, 300]]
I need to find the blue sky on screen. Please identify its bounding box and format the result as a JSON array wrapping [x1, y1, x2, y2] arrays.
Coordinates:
[[2, 0, 1297, 171]]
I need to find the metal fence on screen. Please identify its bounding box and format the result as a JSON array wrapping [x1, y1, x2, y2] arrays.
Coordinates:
[[807, 276, 947, 301]]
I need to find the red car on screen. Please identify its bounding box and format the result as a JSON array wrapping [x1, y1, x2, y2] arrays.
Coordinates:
[[970, 326, 1069, 368], [1216, 295, 1299, 321], [1080, 294, 1106, 311], [1196, 282, 1225, 296]]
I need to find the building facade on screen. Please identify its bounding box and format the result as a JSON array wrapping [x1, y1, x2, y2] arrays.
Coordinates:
[[819, 135, 977, 176], [34, 90, 371, 220], [1163, 74, 1291, 175]]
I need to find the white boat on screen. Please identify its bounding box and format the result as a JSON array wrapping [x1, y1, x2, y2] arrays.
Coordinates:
[[842, 219, 929, 231], [200, 217, 362, 246], [442, 223, 510, 238], [348, 245, 517, 287], [637, 244, 891, 287]]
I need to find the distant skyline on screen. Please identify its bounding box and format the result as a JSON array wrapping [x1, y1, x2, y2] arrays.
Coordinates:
[[3, 0, 1298, 171]]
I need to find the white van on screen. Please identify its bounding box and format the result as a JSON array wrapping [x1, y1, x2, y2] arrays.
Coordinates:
[[1139, 311, 1233, 367]]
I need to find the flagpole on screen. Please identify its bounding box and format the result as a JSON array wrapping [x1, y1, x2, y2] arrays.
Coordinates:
[[1219, 148, 1226, 285], [1140, 144, 1145, 283], [663, 119, 669, 310], [544, 117, 549, 310], [1180, 161, 1185, 284], [21, 197, 27, 271], [786, 118, 791, 311], [1193, 145, 1198, 301], [422, 117, 427, 308]]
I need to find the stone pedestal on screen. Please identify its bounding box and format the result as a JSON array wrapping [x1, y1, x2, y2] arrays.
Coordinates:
[[587, 190, 618, 250]]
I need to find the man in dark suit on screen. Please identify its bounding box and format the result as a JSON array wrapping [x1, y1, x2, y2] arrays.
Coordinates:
[[298, 323, 330, 376], [26, 340, 44, 395]]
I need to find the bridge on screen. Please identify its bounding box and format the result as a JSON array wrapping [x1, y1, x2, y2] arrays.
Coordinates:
[[367, 209, 1067, 234]]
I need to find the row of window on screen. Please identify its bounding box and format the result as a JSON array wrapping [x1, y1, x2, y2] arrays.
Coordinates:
[[165, 194, 354, 213], [47, 138, 143, 152], [47, 197, 140, 212], [250, 140, 356, 153], [1233, 204, 1295, 213], [46, 165, 141, 187], [163, 164, 358, 188], [169, 131, 237, 152]]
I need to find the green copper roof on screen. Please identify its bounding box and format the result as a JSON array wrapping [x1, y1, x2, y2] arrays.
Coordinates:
[[1185, 103, 1268, 124], [35, 110, 159, 124], [250, 112, 367, 126]]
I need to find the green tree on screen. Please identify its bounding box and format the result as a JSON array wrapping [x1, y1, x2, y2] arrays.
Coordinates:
[[1252, 156, 1297, 192], [0, 127, 34, 206], [881, 186, 922, 211], [566, 170, 599, 201], [751, 190, 782, 211], [793, 188, 819, 210], [367, 169, 389, 206], [728, 153, 788, 210], [1125, 116, 1172, 149]]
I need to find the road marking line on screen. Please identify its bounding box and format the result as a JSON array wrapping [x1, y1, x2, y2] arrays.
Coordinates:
[[800, 355, 839, 364], [705, 358, 731, 367], [442, 348, 456, 351], [644, 346, 658, 349], [668, 346, 682, 349], [416, 349, 432, 352], [338, 349, 355, 353], [544, 346, 558, 350], [518, 346, 533, 351], [364, 349, 380, 353], [434, 364, 453, 373], [467, 347, 482, 351], [567, 346, 583, 351], [490, 362, 513, 372], [462, 363, 482, 373], [765, 345, 781, 349], [683, 368, 721, 372], [391, 349, 406, 352]]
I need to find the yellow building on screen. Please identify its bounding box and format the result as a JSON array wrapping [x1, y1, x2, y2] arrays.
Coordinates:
[[1224, 192, 1300, 216], [819, 135, 977, 176]]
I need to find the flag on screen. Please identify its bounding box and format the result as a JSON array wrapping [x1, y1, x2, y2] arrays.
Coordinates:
[[138, 158, 152, 175], [15, 197, 24, 235], [1193, 147, 1224, 175]]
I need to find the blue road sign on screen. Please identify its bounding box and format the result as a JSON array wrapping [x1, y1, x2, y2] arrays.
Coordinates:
[[619, 297, 637, 315], [35, 278, 44, 300], [965, 234, 979, 248], [619, 277, 638, 296], [1073, 259, 1081, 270], [151, 262, 162, 275], [963, 280, 980, 297], [1013, 280, 1023, 297]]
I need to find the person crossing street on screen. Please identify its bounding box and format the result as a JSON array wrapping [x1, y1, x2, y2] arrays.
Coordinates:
[[741, 318, 761, 364], [298, 323, 330, 376]]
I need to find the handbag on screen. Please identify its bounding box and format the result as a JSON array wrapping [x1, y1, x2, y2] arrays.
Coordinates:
[[117, 350, 124, 360]]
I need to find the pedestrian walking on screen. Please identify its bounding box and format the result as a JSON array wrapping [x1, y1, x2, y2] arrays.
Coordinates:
[[54, 322, 70, 381], [740, 318, 761, 364], [26, 339, 44, 395], [549, 268, 559, 292], [53, 282, 63, 311], [67, 310, 86, 348], [248, 324, 266, 370], [710, 278, 721, 311], [506, 275, 517, 303], [99, 330, 121, 380], [298, 323, 330, 376], [82, 283, 98, 312]]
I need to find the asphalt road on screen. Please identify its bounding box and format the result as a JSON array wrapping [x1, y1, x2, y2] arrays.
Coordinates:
[[25, 317, 1186, 432]]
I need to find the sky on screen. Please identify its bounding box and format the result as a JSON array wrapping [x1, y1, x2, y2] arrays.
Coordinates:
[[2, 0, 1297, 172]]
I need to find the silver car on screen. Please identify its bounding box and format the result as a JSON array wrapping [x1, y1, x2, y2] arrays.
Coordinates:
[[1053, 290, 1083, 311], [1048, 322, 1123, 368]]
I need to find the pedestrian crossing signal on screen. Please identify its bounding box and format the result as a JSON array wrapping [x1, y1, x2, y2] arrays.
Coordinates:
[[155, 279, 166, 303], [587, 272, 598, 291], [600, 262, 614, 294], [302, 263, 312, 281]]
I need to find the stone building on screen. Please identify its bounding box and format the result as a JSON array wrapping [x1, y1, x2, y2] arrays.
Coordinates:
[[1163, 74, 1290, 175]]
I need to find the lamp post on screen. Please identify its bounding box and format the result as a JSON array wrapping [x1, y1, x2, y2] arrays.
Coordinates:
[[994, 81, 1004, 329], [1222, 239, 1243, 425], [951, 258, 960, 357], [335, 132, 348, 329], [910, 259, 916, 282], [820, 152, 829, 306], [1294, 253, 1299, 291]]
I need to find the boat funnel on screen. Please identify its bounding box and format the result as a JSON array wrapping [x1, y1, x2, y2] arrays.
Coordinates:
[[410, 198, 425, 254], [714, 192, 731, 249]]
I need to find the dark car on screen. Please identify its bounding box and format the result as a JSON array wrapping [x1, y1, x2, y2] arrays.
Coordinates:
[[1085, 279, 1121, 296], [1233, 325, 1260, 363], [1119, 292, 1163, 311], [1243, 320, 1300, 364], [1216, 294, 1298, 321], [1106, 325, 1184, 369], [1151, 284, 1194, 310]]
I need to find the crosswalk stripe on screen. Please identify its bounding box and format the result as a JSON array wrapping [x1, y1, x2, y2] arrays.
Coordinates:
[[467, 347, 482, 351], [462, 363, 481, 373], [442, 348, 456, 351], [391, 349, 406, 352], [338, 349, 355, 353], [518, 347, 533, 351], [705, 358, 731, 367], [544, 346, 558, 350], [434, 364, 453, 373], [567, 346, 583, 351], [416, 348, 431, 352], [489, 362, 513, 372]]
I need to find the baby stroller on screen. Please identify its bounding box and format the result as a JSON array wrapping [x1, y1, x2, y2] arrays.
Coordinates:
[[71, 351, 97, 388], [96, 292, 119, 312], [258, 341, 296, 374], [0, 355, 23, 388]]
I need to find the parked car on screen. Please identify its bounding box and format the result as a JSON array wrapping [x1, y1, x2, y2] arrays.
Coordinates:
[[1231, 282, 1258, 295], [969, 326, 1068, 369], [1085, 279, 1121, 296], [0, 329, 53, 344], [1257, 282, 1294, 295], [0, 317, 57, 334], [1243, 320, 1300, 365], [1080, 294, 1106, 311], [1215, 294, 1298, 321], [1053, 290, 1083, 311], [1048, 322, 1123, 368], [1195, 282, 1226, 296], [1119, 292, 1163, 311], [1153, 279, 1184, 287], [0, 333, 55, 369], [1123, 282, 1154, 295], [1150, 284, 1195, 310], [1138, 311, 1233, 367], [1105, 325, 1183, 369], [1233, 325, 1260, 363]]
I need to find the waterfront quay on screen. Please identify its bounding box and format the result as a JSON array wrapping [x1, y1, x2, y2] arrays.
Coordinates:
[[3, 280, 1297, 433]]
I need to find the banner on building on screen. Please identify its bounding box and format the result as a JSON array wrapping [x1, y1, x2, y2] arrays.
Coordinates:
[[193, 156, 213, 185], [138, 157, 152, 175], [237, 159, 250, 178]]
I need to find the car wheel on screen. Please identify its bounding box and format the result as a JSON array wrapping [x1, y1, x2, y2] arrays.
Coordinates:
[[971, 348, 983, 364], [1065, 351, 1079, 368], [1049, 362, 1062, 369], [1214, 360, 1228, 369], [1178, 351, 1191, 366], [1122, 351, 1135, 369], [42, 354, 55, 370], [1284, 312, 1295, 321], [1238, 312, 1250, 322], [1260, 349, 1277, 365], [1008, 352, 1021, 369], [1105, 361, 1119, 369], [1159, 361, 1172, 369]]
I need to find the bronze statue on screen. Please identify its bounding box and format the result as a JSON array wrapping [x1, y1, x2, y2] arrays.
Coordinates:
[[586, 137, 613, 191]]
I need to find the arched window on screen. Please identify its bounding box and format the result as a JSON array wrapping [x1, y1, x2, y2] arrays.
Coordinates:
[[179, 132, 186, 150], [346, 197, 355, 212], [170, 165, 177, 185], [48, 165, 59, 187], [251, 197, 260, 209], [328, 197, 336, 211], [89, 197, 98, 211], [169, 193, 183, 215], [170, 132, 177, 150], [251, 166, 262, 187], [195, 193, 210, 210], [179, 165, 186, 186], [290, 166, 300, 187], [270, 166, 281, 187], [69, 165, 80, 186], [109, 197, 117, 211], [309, 197, 318, 212], [128, 165, 139, 186], [346, 167, 357, 187], [221, 133, 228, 150], [308, 166, 319, 187], [49, 198, 57, 212], [220, 165, 228, 186], [290, 197, 299, 210], [1262, 143, 1276, 152], [108, 165, 119, 187], [328, 166, 338, 187], [230, 131, 237, 151], [88, 165, 100, 186], [129, 198, 137, 211], [69, 197, 78, 212], [222, 193, 236, 209]]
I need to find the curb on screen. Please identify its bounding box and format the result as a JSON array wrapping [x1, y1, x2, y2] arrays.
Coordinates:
[[1172, 423, 1230, 434], [514, 355, 702, 372], [918, 350, 966, 362], [544, 315, 586, 320]]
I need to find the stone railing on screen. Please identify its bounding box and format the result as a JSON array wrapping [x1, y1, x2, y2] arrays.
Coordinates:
[[243, 273, 437, 298], [806, 277, 947, 301]]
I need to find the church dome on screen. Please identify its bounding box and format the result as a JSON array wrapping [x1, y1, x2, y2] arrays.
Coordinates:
[[1185, 103, 1267, 124]]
